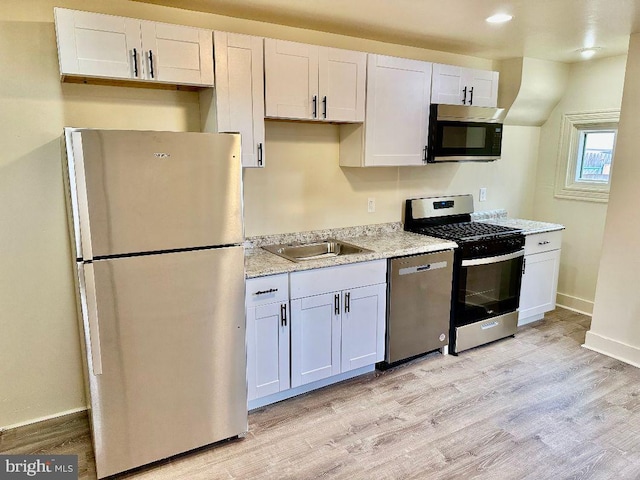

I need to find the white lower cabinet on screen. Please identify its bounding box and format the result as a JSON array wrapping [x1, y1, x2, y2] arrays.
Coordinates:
[[290, 261, 387, 387], [246, 260, 387, 408], [245, 274, 289, 402], [341, 284, 387, 371], [290, 292, 341, 387], [518, 231, 562, 326]]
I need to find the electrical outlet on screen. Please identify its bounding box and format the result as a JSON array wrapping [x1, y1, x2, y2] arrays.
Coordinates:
[[368, 198, 376, 213], [479, 187, 487, 202]]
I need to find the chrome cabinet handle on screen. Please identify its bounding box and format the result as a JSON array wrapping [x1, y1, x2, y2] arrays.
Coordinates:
[[322, 96, 327, 119], [280, 304, 287, 326], [148, 50, 155, 78], [462, 86, 467, 105], [522, 257, 527, 275], [257, 143, 263, 166], [469, 87, 474, 105], [312, 95, 317, 118], [133, 48, 139, 77], [538, 240, 550, 245], [254, 288, 278, 295], [345, 292, 350, 313], [334, 294, 340, 315]]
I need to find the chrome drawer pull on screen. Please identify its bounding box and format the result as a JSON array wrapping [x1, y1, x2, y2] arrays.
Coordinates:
[[538, 240, 550, 245]]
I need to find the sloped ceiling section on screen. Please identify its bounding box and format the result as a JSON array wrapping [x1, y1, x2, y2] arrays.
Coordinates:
[[499, 58, 570, 126]]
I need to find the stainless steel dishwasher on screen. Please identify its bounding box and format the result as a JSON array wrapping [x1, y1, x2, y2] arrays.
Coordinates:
[[383, 250, 454, 365]]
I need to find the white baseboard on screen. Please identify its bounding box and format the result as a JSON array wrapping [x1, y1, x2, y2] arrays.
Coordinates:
[[583, 331, 640, 368], [556, 292, 594, 316], [1, 406, 87, 432]]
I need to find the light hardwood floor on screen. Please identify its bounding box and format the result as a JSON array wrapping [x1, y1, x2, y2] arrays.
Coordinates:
[[3, 308, 640, 479]]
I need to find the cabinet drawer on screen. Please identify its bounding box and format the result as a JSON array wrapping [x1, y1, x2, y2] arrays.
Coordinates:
[[290, 260, 386, 299], [524, 230, 562, 255], [246, 274, 289, 307]]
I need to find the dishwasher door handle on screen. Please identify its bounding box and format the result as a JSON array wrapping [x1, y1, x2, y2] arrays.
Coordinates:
[[399, 261, 448, 276]]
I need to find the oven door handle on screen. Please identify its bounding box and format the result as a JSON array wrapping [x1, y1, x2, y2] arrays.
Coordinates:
[[461, 249, 524, 267]]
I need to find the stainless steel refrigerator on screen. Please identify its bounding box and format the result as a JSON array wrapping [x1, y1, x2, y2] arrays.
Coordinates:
[[63, 129, 247, 478]]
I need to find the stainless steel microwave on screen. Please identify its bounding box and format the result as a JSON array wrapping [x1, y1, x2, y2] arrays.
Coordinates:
[[427, 104, 507, 162]]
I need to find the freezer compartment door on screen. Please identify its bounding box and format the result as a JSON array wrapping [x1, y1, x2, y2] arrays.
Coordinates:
[[83, 246, 246, 478], [71, 129, 243, 259]]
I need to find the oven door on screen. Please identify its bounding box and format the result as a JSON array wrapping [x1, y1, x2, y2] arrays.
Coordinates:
[[455, 250, 524, 327]]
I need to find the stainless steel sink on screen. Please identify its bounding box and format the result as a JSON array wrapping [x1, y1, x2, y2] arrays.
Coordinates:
[[262, 239, 372, 262]]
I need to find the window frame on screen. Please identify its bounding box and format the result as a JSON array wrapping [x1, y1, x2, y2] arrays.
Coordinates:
[[554, 110, 619, 203]]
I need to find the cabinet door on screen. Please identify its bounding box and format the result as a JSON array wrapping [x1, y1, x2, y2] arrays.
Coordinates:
[[432, 64, 499, 107], [318, 47, 366, 122], [341, 284, 386, 372], [431, 63, 466, 105], [519, 249, 561, 321], [290, 293, 341, 387], [214, 32, 265, 167], [140, 21, 213, 86], [264, 39, 319, 119], [54, 8, 141, 80], [246, 302, 290, 401], [465, 68, 499, 107], [364, 54, 432, 166]]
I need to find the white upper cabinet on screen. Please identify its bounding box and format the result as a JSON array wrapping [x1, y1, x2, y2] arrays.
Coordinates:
[[264, 38, 366, 122], [431, 64, 499, 107], [54, 8, 214, 87], [265, 39, 318, 120], [213, 32, 265, 168], [139, 21, 213, 86], [318, 47, 366, 122], [340, 54, 432, 167], [54, 8, 140, 81]]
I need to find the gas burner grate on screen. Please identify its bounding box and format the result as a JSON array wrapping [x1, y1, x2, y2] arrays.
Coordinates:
[[415, 222, 521, 242]]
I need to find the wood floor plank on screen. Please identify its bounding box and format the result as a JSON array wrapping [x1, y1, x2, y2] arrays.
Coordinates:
[[3, 308, 640, 479]]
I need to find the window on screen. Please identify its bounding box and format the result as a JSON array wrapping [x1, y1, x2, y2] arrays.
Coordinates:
[[555, 110, 619, 202]]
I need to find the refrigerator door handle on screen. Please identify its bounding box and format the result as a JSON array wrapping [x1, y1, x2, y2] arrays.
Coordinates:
[[82, 263, 103, 375], [70, 131, 95, 261]]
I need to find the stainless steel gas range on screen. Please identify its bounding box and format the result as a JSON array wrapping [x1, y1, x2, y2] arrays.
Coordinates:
[[404, 194, 525, 354]]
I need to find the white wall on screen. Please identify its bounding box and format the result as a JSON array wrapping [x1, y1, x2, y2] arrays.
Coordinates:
[[0, 0, 540, 428], [532, 55, 627, 314], [585, 34, 640, 367], [244, 122, 539, 236]]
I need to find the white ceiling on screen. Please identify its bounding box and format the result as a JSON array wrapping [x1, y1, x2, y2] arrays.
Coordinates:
[[137, 0, 640, 63]]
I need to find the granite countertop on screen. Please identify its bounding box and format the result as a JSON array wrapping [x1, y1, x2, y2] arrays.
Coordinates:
[[245, 223, 457, 279], [245, 214, 565, 279], [472, 209, 565, 235], [480, 217, 565, 235]]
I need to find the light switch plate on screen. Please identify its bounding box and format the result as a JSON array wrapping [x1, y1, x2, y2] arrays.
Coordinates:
[[479, 188, 487, 202]]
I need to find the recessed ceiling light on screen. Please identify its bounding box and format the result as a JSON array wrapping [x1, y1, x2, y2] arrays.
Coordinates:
[[486, 13, 513, 24], [578, 47, 601, 59]]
